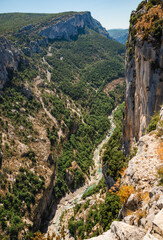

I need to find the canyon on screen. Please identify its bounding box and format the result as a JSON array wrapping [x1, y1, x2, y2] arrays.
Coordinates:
[[0, 1, 162, 239]]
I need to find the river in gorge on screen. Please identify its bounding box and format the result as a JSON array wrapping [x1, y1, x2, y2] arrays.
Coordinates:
[[46, 108, 117, 236]]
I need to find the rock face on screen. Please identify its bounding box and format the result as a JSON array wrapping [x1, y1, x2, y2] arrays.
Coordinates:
[[0, 38, 22, 89], [39, 12, 111, 41], [123, 5, 163, 153], [102, 162, 115, 189], [88, 221, 146, 240]]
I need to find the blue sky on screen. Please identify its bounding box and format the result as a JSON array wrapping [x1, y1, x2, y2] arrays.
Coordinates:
[[0, 0, 142, 29]]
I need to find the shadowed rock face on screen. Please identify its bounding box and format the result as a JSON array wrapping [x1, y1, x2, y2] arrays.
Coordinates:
[[39, 12, 111, 41], [0, 38, 21, 89], [123, 31, 163, 153]]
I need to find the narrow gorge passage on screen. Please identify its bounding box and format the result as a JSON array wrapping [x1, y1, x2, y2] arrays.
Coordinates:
[[46, 107, 117, 236]]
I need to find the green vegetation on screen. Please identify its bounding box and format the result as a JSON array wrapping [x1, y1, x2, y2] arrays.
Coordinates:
[[136, 0, 147, 11], [102, 103, 126, 180], [0, 11, 126, 238], [68, 190, 121, 239], [129, 0, 163, 42], [146, 0, 162, 11], [99, 193, 121, 231], [152, 19, 163, 41], [158, 166, 163, 186], [0, 168, 45, 239], [67, 104, 126, 239], [82, 178, 106, 199], [43, 29, 126, 200], [0, 12, 83, 35], [46, 29, 124, 94], [147, 112, 160, 133], [136, 0, 162, 12], [0, 68, 41, 144]]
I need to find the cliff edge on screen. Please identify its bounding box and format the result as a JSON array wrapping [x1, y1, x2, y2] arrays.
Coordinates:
[[123, 0, 163, 152]]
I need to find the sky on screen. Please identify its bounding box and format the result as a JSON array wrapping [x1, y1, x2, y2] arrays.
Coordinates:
[[0, 0, 142, 29]]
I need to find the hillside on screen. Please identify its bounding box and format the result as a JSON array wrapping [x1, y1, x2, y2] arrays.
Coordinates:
[[0, 11, 125, 239], [107, 29, 129, 44]]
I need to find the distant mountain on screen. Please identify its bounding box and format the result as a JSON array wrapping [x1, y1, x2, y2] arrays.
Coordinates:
[[108, 29, 129, 45]]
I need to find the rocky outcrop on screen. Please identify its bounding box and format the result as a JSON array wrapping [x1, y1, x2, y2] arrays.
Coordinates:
[[39, 12, 111, 41], [33, 163, 57, 232], [102, 162, 115, 189], [88, 221, 146, 240], [0, 38, 22, 89], [123, 3, 163, 153]]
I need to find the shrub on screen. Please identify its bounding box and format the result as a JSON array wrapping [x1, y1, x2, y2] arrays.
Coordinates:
[[31, 231, 46, 240], [117, 185, 135, 204], [147, 112, 159, 133], [147, 0, 162, 11], [99, 192, 121, 231], [157, 142, 163, 185], [136, 0, 147, 11], [152, 19, 163, 41]]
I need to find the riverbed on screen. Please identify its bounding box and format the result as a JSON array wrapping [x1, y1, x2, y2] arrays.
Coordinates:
[[46, 108, 116, 236]]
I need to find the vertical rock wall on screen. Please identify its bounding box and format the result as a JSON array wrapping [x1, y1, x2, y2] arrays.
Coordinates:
[[123, 27, 163, 153]]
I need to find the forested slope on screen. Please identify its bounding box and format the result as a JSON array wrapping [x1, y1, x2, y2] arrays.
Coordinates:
[[0, 11, 125, 239]]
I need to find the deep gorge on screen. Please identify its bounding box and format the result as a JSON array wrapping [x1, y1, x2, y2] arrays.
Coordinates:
[[0, 1, 163, 239]]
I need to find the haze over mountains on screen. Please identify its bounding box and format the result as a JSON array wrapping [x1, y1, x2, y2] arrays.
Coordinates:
[[108, 29, 129, 44]]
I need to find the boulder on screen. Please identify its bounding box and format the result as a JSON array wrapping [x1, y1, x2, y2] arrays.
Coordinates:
[[151, 209, 163, 238], [143, 232, 159, 240], [86, 229, 117, 240], [110, 221, 146, 240]]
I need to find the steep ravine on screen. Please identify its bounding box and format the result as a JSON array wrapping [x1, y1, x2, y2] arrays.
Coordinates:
[[45, 109, 117, 237]]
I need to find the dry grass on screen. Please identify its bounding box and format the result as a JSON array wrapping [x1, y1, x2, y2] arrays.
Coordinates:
[[136, 209, 147, 225], [117, 185, 135, 204], [157, 142, 163, 185], [125, 209, 135, 216], [136, 190, 150, 203], [157, 142, 163, 161]]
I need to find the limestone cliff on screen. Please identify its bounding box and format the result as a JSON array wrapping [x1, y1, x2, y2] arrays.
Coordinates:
[[123, 1, 163, 152], [39, 12, 111, 41], [0, 38, 22, 89]]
